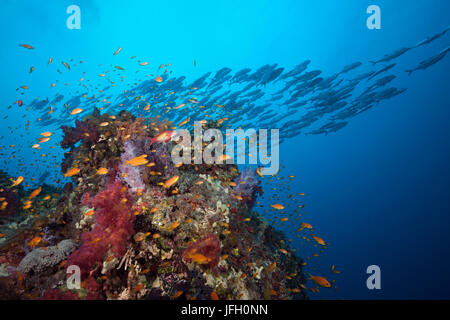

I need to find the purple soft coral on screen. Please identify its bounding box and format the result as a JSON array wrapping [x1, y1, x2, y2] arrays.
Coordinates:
[[118, 139, 146, 192], [233, 167, 260, 199]]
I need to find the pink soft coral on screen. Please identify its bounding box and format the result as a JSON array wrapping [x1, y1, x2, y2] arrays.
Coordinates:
[[67, 180, 135, 275]]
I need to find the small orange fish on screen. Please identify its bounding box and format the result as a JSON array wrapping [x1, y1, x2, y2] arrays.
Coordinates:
[[84, 209, 95, 216], [172, 290, 183, 299], [113, 47, 122, 55], [169, 221, 180, 231], [29, 186, 42, 199], [125, 155, 148, 166], [309, 274, 331, 288], [20, 44, 34, 49], [154, 76, 163, 83], [28, 236, 42, 248], [211, 291, 219, 300], [10, 176, 24, 187], [97, 168, 109, 175], [271, 204, 285, 210], [178, 117, 190, 127], [297, 222, 313, 232], [38, 137, 50, 143], [174, 103, 185, 110], [40, 131, 52, 137], [186, 253, 211, 264], [312, 236, 326, 246], [64, 167, 80, 177], [70, 108, 83, 115], [163, 175, 179, 188]]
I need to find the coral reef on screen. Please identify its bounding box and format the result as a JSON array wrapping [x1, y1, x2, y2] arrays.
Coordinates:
[[0, 109, 306, 300]]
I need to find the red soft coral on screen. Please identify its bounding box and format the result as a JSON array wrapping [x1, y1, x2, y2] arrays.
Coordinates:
[[61, 119, 99, 149], [67, 180, 135, 275], [182, 234, 221, 268]]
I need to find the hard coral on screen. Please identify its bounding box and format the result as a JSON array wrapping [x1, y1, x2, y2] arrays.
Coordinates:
[[17, 239, 78, 275], [67, 180, 135, 274]]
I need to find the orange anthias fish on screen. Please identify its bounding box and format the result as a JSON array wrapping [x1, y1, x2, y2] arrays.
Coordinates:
[[70, 108, 83, 115], [149, 131, 177, 146], [312, 236, 326, 246], [211, 291, 219, 300], [177, 117, 190, 127], [297, 222, 313, 232], [20, 44, 34, 49], [64, 167, 81, 177], [185, 253, 212, 264], [28, 237, 42, 248], [125, 155, 148, 166], [113, 47, 122, 55], [163, 175, 179, 188], [154, 76, 163, 83], [97, 168, 109, 175], [38, 137, 50, 143], [168, 221, 180, 231], [271, 204, 285, 210], [40, 131, 52, 137], [29, 187, 42, 199], [62, 61, 70, 70], [309, 274, 331, 288], [10, 176, 24, 187]]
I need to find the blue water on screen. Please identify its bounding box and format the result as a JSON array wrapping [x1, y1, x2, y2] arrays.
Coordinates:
[[1, 0, 449, 299]]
